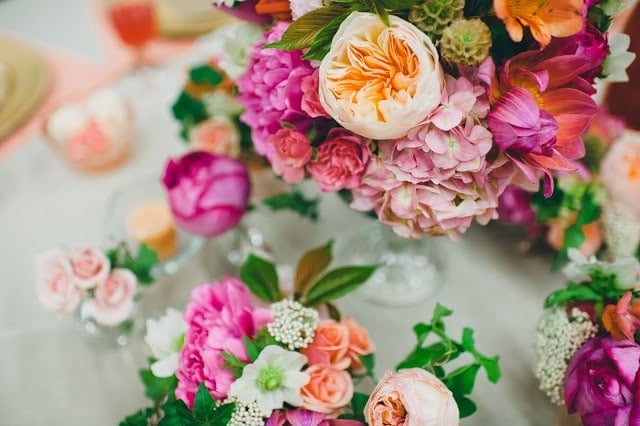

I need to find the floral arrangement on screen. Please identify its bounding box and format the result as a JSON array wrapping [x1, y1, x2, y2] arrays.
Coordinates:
[[534, 248, 640, 424], [121, 242, 500, 425], [35, 243, 157, 326], [200, 0, 635, 240], [498, 107, 640, 266]]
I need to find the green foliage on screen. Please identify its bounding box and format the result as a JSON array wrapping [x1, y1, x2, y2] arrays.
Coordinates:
[[119, 408, 155, 426], [303, 14, 349, 60], [338, 392, 369, 422], [588, 4, 613, 33], [359, 353, 376, 380], [189, 65, 223, 86], [222, 352, 247, 379], [139, 367, 178, 402], [106, 243, 158, 285], [302, 265, 380, 306], [240, 254, 281, 302], [395, 304, 500, 418], [294, 240, 334, 296], [262, 188, 320, 222], [160, 383, 235, 426], [171, 91, 209, 141]]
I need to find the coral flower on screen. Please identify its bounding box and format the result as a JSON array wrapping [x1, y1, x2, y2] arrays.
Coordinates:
[[602, 291, 640, 341], [494, 0, 585, 47]]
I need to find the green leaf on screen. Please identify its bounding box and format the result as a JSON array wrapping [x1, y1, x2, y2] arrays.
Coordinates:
[[119, 407, 154, 426], [544, 283, 602, 308], [262, 189, 320, 222], [207, 403, 235, 425], [376, 0, 421, 9], [294, 240, 334, 297], [359, 353, 376, 379], [576, 191, 601, 225], [139, 368, 178, 402], [171, 91, 209, 142], [303, 14, 348, 61], [243, 336, 260, 362], [158, 398, 192, 426], [431, 303, 453, 326], [189, 65, 223, 86], [444, 364, 481, 396], [240, 254, 281, 302], [461, 328, 501, 383], [193, 383, 216, 420], [350, 392, 370, 423], [222, 352, 247, 379], [531, 180, 564, 222], [413, 322, 432, 346], [131, 244, 158, 285], [480, 356, 501, 383], [303, 265, 379, 306], [266, 6, 347, 51], [456, 395, 478, 418]]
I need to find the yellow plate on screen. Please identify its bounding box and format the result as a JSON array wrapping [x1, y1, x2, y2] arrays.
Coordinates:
[[0, 37, 50, 142], [155, 0, 233, 38]]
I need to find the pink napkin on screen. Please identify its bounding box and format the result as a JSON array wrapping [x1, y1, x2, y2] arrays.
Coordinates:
[[0, 0, 193, 157]]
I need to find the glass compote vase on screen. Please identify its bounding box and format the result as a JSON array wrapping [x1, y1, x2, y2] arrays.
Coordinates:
[[73, 298, 139, 349]]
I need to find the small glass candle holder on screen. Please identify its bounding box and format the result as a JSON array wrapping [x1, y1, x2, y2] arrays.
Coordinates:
[[104, 175, 205, 277], [43, 88, 134, 173]]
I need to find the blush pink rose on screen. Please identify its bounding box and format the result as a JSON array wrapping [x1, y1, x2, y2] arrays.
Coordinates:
[[301, 69, 330, 119], [343, 317, 375, 372], [307, 129, 369, 192], [600, 132, 640, 216], [189, 117, 241, 158], [68, 246, 110, 289], [365, 369, 459, 426], [301, 319, 351, 370], [89, 268, 137, 326], [35, 249, 81, 315], [300, 364, 354, 414], [268, 128, 312, 183]]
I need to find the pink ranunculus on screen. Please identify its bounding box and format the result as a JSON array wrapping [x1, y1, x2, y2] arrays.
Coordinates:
[[68, 246, 110, 289], [301, 69, 329, 119], [238, 22, 315, 158], [189, 116, 240, 158], [89, 268, 136, 326], [307, 129, 369, 192], [365, 369, 459, 426], [343, 317, 375, 372], [600, 132, 640, 216], [35, 249, 81, 315], [300, 364, 354, 415], [268, 128, 312, 183], [161, 151, 250, 237], [301, 319, 351, 370], [565, 336, 640, 426], [175, 277, 272, 406]]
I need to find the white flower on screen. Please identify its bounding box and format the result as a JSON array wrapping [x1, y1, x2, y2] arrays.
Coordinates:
[[602, 199, 640, 259], [211, 0, 238, 8], [562, 248, 598, 283], [267, 299, 319, 350], [602, 33, 636, 83], [228, 345, 309, 416], [201, 22, 263, 79], [562, 248, 640, 289], [290, 0, 324, 20], [145, 308, 187, 378], [202, 92, 244, 118]]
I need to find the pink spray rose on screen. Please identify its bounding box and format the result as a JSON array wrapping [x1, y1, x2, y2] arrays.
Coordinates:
[[300, 364, 354, 414], [35, 249, 81, 315], [268, 128, 312, 183], [600, 132, 640, 216], [161, 151, 250, 237], [176, 277, 272, 406], [68, 246, 109, 289], [301, 319, 351, 370], [365, 369, 459, 426], [564, 336, 640, 426], [343, 317, 375, 372], [189, 116, 240, 158], [89, 268, 136, 326], [307, 129, 369, 192]]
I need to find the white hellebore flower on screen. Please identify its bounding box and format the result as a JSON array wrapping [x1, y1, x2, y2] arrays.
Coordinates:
[[228, 345, 309, 416], [201, 22, 263, 80], [319, 12, 444, 140], [145, 308, 187, 378], [602, 33, 636, 83]]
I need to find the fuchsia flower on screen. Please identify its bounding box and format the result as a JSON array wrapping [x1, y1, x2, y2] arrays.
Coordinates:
[[175, 278, 272, 406], [238, 23, 315, 158], [266, 409, 364, 426], [497, 185, 537, 227]]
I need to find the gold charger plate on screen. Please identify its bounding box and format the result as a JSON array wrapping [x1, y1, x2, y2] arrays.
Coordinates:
[[155, 0, 233, 38], [0, 37, 51, 142]]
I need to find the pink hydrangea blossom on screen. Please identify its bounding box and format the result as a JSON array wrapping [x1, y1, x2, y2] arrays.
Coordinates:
[[175, 277, 272, 406], [237, 23, 315, 159], [268, 128, 312, 183], [429, 75, 489, 131]]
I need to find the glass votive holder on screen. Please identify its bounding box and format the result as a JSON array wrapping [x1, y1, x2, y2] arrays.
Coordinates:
[[104, 175, 205, 277], [43, 88, 134, 173]]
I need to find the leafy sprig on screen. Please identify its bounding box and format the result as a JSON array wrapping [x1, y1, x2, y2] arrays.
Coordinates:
[[240, 240, 380, 307], [106, 243, 158, 285], [262, 187, 320, 222], [395, 304, 500, 418]]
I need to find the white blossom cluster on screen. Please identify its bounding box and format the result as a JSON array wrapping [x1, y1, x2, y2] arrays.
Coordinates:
[[267, 299, 319, 350], [533, 307, 598, 405], [222, 399, 265, 426]]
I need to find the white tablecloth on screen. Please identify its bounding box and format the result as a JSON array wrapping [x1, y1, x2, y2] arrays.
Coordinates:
[[0, 2, 564, 424]]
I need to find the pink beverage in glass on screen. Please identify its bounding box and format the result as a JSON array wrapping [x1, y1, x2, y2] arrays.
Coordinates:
[[109, 1, 157, 48]]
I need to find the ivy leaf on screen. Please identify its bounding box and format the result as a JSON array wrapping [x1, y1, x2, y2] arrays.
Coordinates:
[[461, 328, 501, 383], [303, 14, 349, 61], [265, 6, 348, 51], [262, 189, 320, 222], [119, 407, 154, 426], [189, 65, 223, 86], [139, 368, 178, 402], [455, 395, 478, 418], [158, 399, 192, 426], [193, 383, 216, 420], [303, 265, 379, 306], [444, 363, 481, 396], [544, 283, 602, 308], [294, 240, 334, 297], [413, 322, 432, 346], [240, 254, 281, 302]]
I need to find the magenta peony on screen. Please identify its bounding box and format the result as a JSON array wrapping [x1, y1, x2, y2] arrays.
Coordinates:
[[237, 22, 315, 158], [161, 151, 250, 237], [564, 336, 640, 426], [175, 277, 272, 406]]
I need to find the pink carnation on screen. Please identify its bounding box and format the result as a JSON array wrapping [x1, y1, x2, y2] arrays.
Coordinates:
[[307, 129, 370, 192], [238, 23, 315, 159], [268, 128, 312, 183], [175, 277, 272, 407]]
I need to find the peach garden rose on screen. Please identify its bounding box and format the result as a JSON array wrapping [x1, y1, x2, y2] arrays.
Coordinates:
[[319, 12, 444, 140], [301, 319, 351, 370], [343, 316, 375, 371], [300, 364, 354, 415]]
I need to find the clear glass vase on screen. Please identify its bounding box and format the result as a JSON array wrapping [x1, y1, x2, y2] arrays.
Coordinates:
[[336, 221, 445, 307], [73, 299, 139, 350]]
